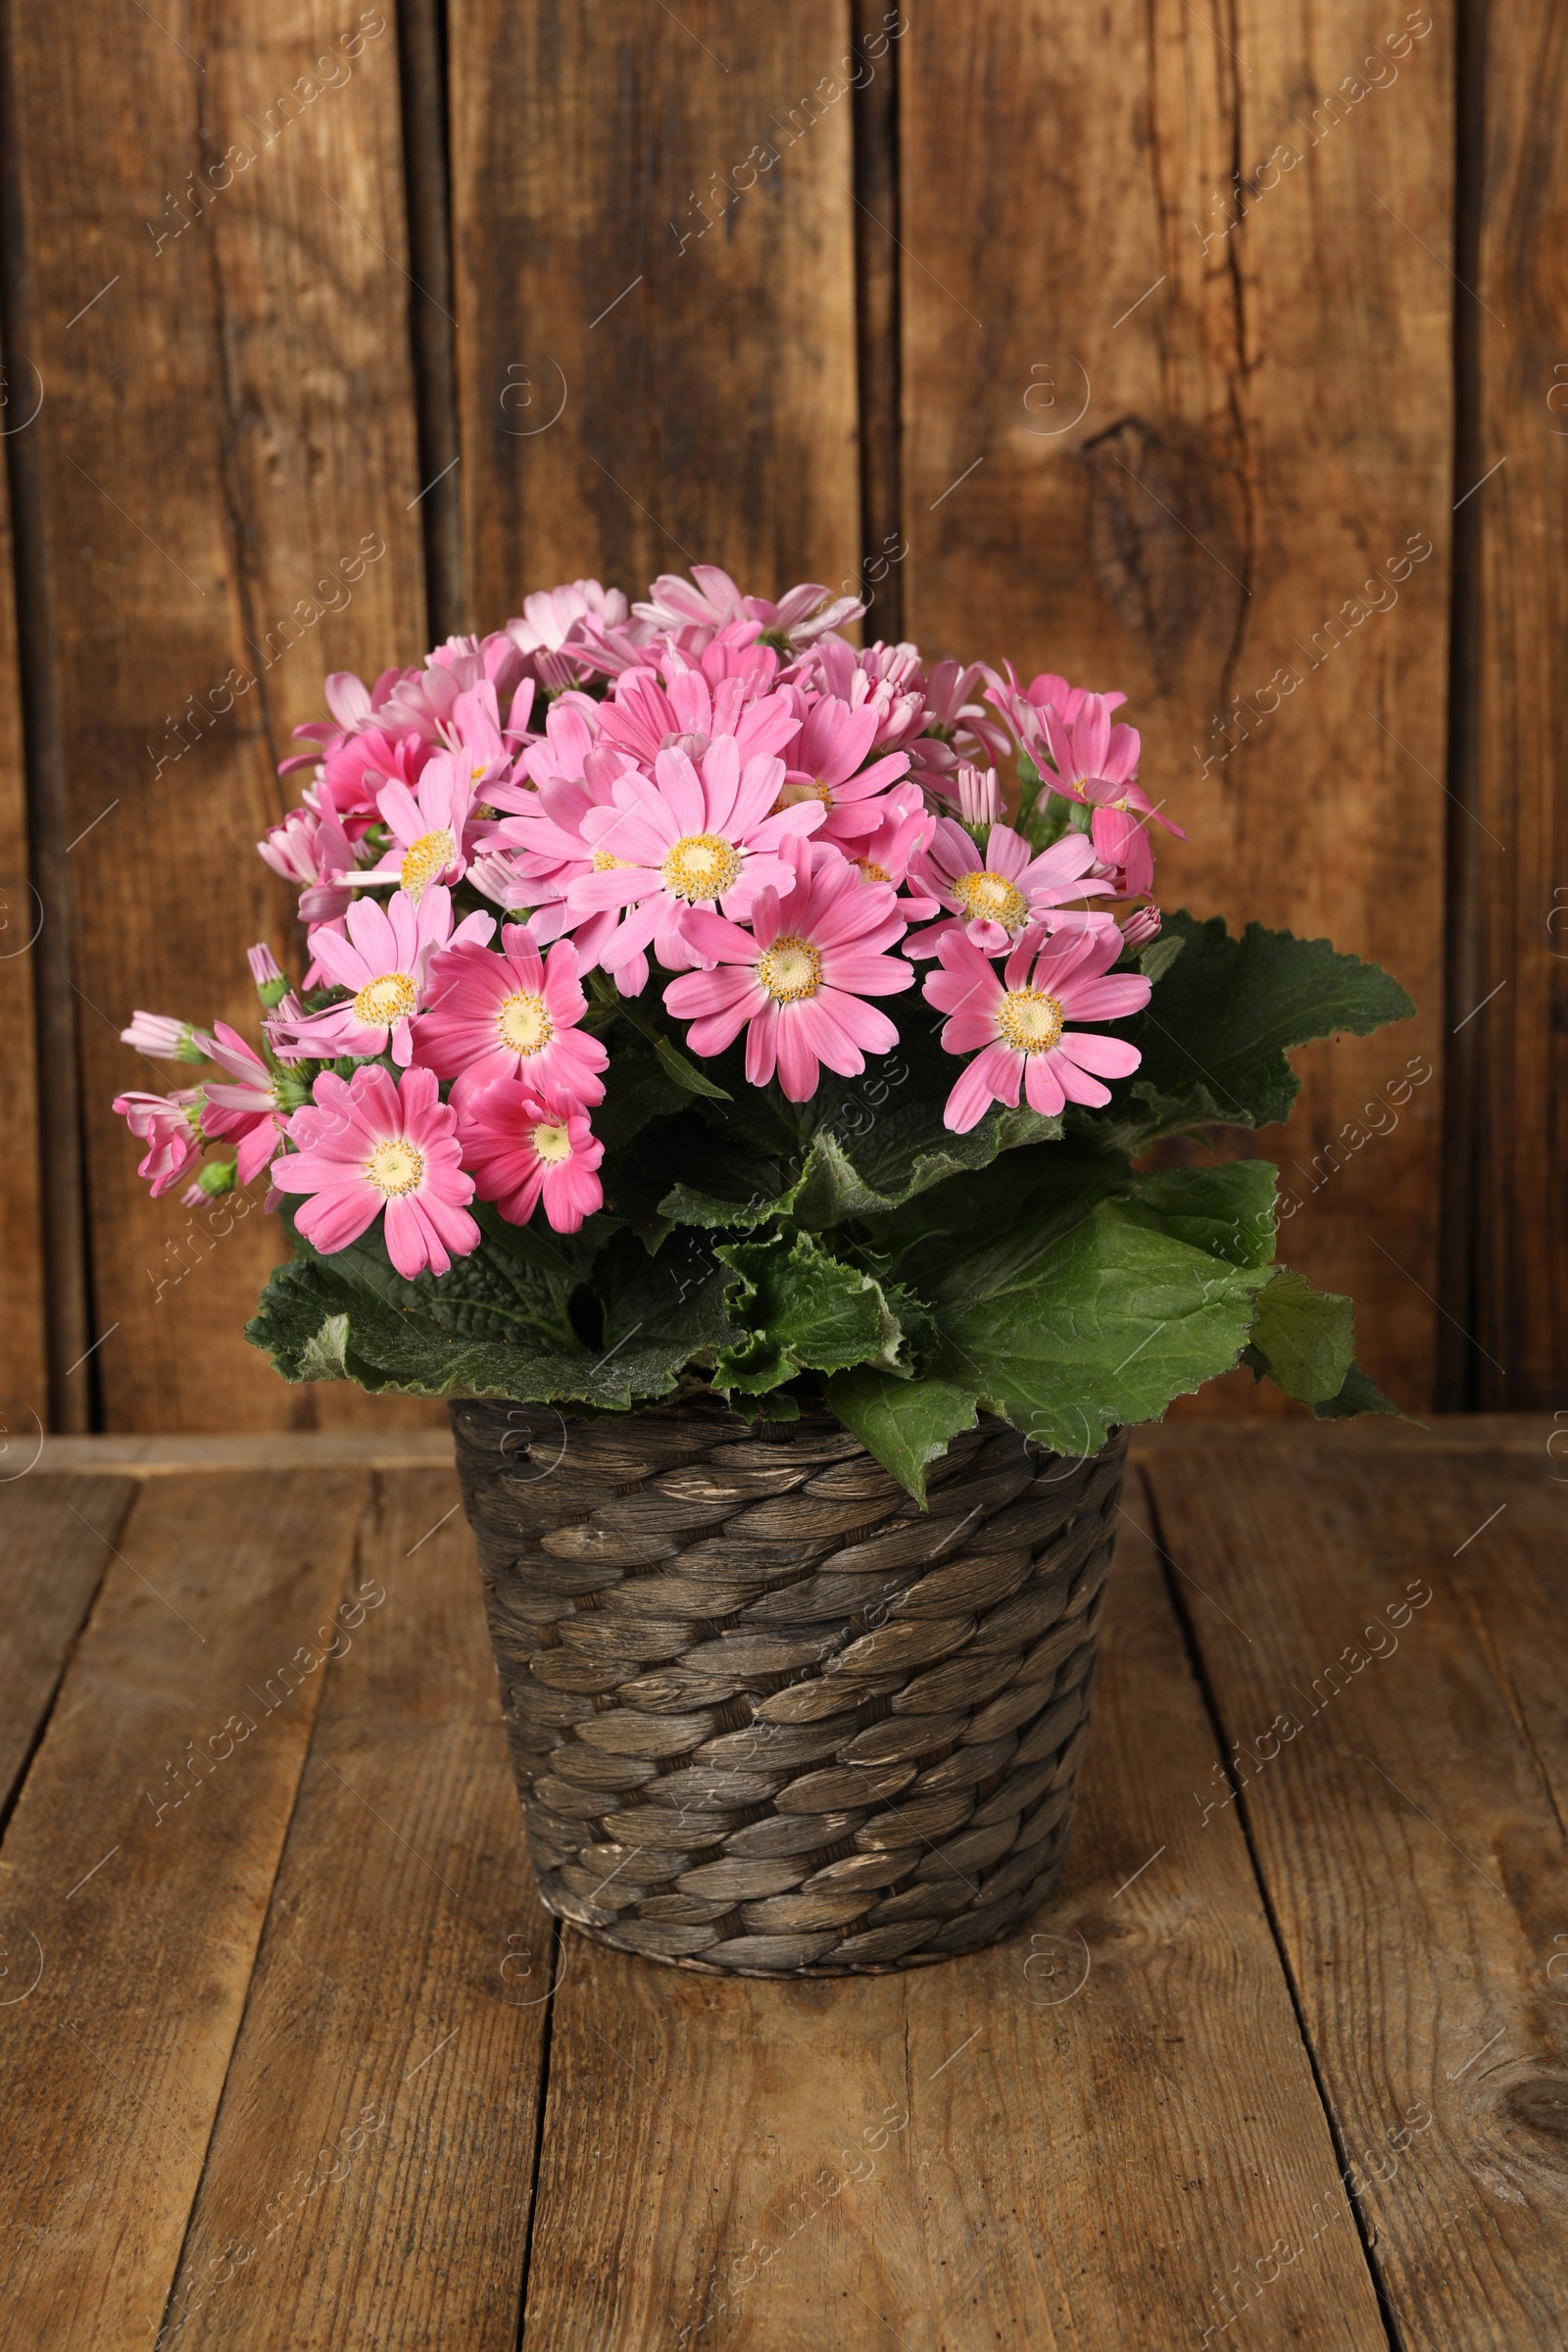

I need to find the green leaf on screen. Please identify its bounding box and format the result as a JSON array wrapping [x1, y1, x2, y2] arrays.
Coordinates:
[[927, 1199, 1269, 1455], [247, 1218, 738, 1409], [1137, 931, 1186, 985], [1086, 911, 1416, 1147], [1126, 1161, 1279, 1268], [715, 1232, 907, 1394], [1248, 1266, 1355, 1404], [826, 1366, 979, 1506], [591, 1048, 692, 1152], [654, 1032, 732, 1102], [1310, 1360, 1416, 1421]]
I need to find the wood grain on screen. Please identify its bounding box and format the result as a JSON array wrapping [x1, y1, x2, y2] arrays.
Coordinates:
[[0, 1474, 134, 1816], [1145, 1438, 1568, 2348], [451, 0, 861, 624], [516, 1469, 1386, 2349], [1465, 1, 1568, 1405], [0, 319, 50, 1431], [4, 0, 430, 1431], [0, 1468, 367, 2351], [899, 0, 1453, 1410], [162, 1469, 550, 2349]]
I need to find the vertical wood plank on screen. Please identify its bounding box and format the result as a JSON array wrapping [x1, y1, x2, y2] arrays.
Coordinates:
[[901, 1, 1453, 1409], [0, 319, 50, 1432], [0, 1469, 368, 2350], [5, 0, 430, 1432], [451, 0, 862, 624], [0, 1474, 135, 1816], [1467, 2, 1568, 1406]]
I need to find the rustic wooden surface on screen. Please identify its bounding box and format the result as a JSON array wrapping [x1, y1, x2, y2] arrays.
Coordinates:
[[2, 1421, 1563, 2349]]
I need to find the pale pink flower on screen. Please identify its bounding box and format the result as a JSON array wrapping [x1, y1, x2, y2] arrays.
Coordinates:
[[415, 925, 608, 1112], [906, 820, 1115, 958], [568, 737, 826, 985], [120, 1011, 212, 1059], [956, 763, 1004, 827], [273, 1062, 478, 1279], [259, 807, 361, 924], [775, 695, 911, 844], [199, 1023, 295, 1185], [507, 579, 631, 690], [270, 888, 491, 1067], [347, 751, 477, 902], [458, 1080, 604, 1232], [664, 840, 913, 1101], [909, 659, 1011, 791], [633, 566, 862, 653], [114, 1087, 205, 1196], [924, 926, 1151, 1131]]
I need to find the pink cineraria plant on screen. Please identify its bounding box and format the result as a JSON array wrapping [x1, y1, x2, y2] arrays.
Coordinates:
[[111, 558, 1410, 1472]]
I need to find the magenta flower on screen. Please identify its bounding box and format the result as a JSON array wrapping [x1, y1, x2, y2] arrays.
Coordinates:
[[924, 927, 1151, 1131], [273, 1063, 478, 1278], [414, 925, 608, 1112], [113, 1087, 206, 1196], [775, 695, 912, 844], [906, 820, 1114, 958], [458, 1080, 605, 1232], [568, 737, 827, 985], [272, 888, 491, 1067], [664, 841, 914, 1101]]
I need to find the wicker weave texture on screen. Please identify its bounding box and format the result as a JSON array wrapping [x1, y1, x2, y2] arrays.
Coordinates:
[[449, 1396, 1124, 1977]]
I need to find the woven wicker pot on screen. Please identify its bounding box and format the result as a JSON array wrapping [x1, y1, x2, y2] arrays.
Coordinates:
[[449, 1394, 1125, 1978]]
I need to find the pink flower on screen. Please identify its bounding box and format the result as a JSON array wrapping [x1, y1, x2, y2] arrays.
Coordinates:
[[120, 1010, 212, 1059], [664, 840, 914, 1101], [924, 927, 1151, 1131], [1033, 694, 1183, 837], [414, 925, 609, 1112], [259, 807, 360, 924], [507, 579, 630, 689], [1091, 804, 1155, 900], [956, 763, 1003, 827], [273, 1063, 478, 1278], [848, 788, 939, 917], [199, 1023, 294, 1185], [986, 665, 1126, 742], [349, 751, 477, 902], [632, 565, 861, 652], [906, 820, 1115, 957], [1120, 903, 1162, 948], [597, 662, 798, 772], [113, 1087, 205, 1196], [568, 736, 827, 985], [458, 1081, 605, 1232], [271, 888, 492, 1066], [775, 695, 911, 843]]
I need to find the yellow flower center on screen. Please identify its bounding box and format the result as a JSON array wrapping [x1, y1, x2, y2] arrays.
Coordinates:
[[662, 831, 742, 903], [365, 1138, 424, 1196], [531, 1120, 573, 1165], [953, 869, 1028, 928], [399, 827, 456, 899], [591, 850, 631, 871], [853, 858, 892, 884], [996, 988, 1065, 1054], [353, 970, 416, 1027], [774, 779, 835, 811], [496, 990, 554, 1054], [757, 934, 823, 1003]]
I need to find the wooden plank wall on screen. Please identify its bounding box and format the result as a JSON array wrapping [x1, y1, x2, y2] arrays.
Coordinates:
[[0, 0, 1559, 1431]]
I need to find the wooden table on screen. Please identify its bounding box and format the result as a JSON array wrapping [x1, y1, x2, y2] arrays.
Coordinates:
[[2, 1419, 1564, 2350]]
